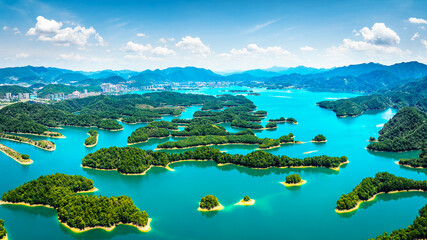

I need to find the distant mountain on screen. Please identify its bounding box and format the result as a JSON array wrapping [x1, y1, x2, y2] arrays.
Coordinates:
[[37, 84, 101, 97], [55, 73, 89, 84], [77, 76, 126, 86], [231, 66, 329, 78]]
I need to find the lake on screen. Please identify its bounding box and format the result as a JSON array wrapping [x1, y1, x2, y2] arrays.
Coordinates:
[[0, 87, 425, 240]]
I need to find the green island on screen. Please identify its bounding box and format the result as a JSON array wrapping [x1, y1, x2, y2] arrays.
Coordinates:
[[127, 121, 177, 144], [367, 107, 427, 152], [235, 196, 255, 206], [335, 172, 427, 213], [268, 117, 298, 124], [84, 130, 98, 147], [312, 134, 327, 142], [372, 203, 427, 239], [231, 118, 263, 129], [0, 173, 150, 233], [81, 146, 348, 175], [198, 195, 223, 211], [281, 174, 306, 187], [0, 143, 32, 164], [156, 132, 298, 150], [397, 148, 427, 168], [0, 219, 6, 240], [265, 123, 277, 129], [0, 132, 55, 151], [172, 119, 228, 137]]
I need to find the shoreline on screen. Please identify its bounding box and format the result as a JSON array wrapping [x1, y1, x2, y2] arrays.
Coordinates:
[[156, 142, 266, 150], [6, 131, 65, 139], [76, 187, 99, 193], [311, 140, 327, 143], [84, 133, 99, 148], [0, 135, 56, 151], [335, 189, 426, 213], [395, 161, 425, 169], [235, 199, 255, 206], [0, 234, 6, 240], [198, 203, 224, 212], [127, 135, 171, 146], [303, 150, 318, 154], [60, 218, 152, 233], [281, 179, 307, 187], [0, 144, 33, 165]]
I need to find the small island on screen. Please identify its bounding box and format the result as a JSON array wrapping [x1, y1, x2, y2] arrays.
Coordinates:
[[0, 143, 33, 165], [397, 148, 427, 168], [0, 133, 56, 151], [0, 173, 151, 233], [312, 134, 327, 142], [265, 123, 277, 129], [0, 219, 6, 240], [198, 195, 223, 211], [281, 174, 306, 187], [268, 117, 298, 124], [369, 136, 376, 142], [335, 172, 427, 213], [235, 196, 255, 206], [84, 130, 98, 147], [231, 119, 263, 130]]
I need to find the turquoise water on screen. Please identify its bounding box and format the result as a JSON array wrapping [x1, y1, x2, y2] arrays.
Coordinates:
[[0, 87, 425, 240]]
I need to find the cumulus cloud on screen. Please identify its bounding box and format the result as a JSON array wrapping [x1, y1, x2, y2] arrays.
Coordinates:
[[300, 46, 316, 52], [159, 38, 167, 44], [3, 26, 8, 31], [359, 23, 400, 45], [412, 32, 420, 40], [421, 39, 427, 49], [16, 53, 29, 59], [224, 44, 291, 57], [122, 41, 175, 58], [328, 38, 403, 54], [26, 16, 105, 47], [176, 36, 211, 55], [136, 33, 146, 37], [409, 17, 427, 24]]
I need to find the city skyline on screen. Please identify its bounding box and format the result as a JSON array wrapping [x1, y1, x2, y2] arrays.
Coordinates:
[[1, 0, 427, 71]]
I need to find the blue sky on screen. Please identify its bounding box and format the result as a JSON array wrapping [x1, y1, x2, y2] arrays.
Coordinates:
[[0, 0, 427, 71]]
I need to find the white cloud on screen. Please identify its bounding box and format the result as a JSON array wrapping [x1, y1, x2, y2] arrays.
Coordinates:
[[13, 27, 21, 35], [359, 23, 400, 45], [300, 46, 316, 52], [151, 46, 175, 56], [136, 33, 146, 37], [3, 26, 8, 31], [225, 44, 291, 57], [58, 53, 85, 61], [26, 16, 105, 47], [328, 38, 403, 54], [412, 32, 420, 40], [159, 38, 167, 44], [421, 39, 427, 49], [244, 19, 280, 34], [16, 53, 29, 59], [123, 41, 153, 53], [168, 38, 175, 41], [176, 36, 211, 55], [409, 17, 427, 24]]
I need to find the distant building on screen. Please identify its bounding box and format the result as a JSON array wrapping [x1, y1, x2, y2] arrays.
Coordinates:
[[5, 93, 11, 99]]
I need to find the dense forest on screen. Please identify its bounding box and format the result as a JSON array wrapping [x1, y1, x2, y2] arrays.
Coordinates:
[[398, 148, 427, 168], [336, 172, 427, 211], [157, 132, 296, 149], [265, 123, 277, 129], [367, 107, 427, 151], [171, 118, 228, 137], [84, 129, 98, 147], [127, 121, 177, 144], [1, 174, 149, 230], [286, 174, 302, 184], [372, 203, 427, 239], [231, 118, 263, 129], [317, 76, 427, 117], [0, 219, 5, 239], [82, 146, 348, 174], [199, 195, 220, 210], [268, 117, 298, 124]]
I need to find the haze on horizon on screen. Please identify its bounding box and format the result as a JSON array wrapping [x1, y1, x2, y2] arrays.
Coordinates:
[[0, 0, 427, 72]]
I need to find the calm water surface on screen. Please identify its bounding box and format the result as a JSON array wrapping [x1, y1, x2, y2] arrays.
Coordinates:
[[0, 87, 425, 240]]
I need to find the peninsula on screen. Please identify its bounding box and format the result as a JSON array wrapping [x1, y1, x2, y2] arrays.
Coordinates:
[[0, 133, 55, 151], [84, 130, 98, 147], [0, 143, 33, 164]]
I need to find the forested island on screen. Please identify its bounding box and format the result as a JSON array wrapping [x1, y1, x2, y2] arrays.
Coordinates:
[[268, 117, 298, 124], [84, 130, 98, 147], [235, 196, 255, 206], [81, 146, 348, 175], [372, 203, 427, 239], [266, 123, 277, 129], [198, 195, 223, 211], [231, 118, 263, 129], [398, 148, 427, 168], [335, 172, 427, 213], [156, 132, 298, 150], [282, 174, 306, 187], [367, 107, 426, 152], [0, 143, 32, 164], [0, 174, 150, 232], [0, 133, 55, 151], [127, 121, 177, 144], [312, 134, 327, 142], [0, 219, 6, 240]]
